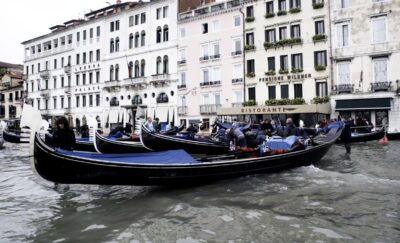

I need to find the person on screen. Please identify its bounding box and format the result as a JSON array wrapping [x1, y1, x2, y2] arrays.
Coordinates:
[[52, 117, 76, 151], [80, 124, 89, 138], [152, 117, 160, 132], [226, 127, 246, 149], [340, 116, 352, 154], [110, 126, 123, 138], [145, 116, 155, 132], [186, 123, 198, 134], [283, 118, 297, 137]]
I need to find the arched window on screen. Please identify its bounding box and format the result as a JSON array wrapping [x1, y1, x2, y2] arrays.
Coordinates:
[[156, 92, 168, 103], [129, 34, 133, 49], [110, 65, 114, 81], [128, 61, 133, 78], [141, 31, 146, 46], [156, 56, 162, 74], [134, 32, 140, 48], [110, 97, 119, 106], [156, 26, 162, 43], [163, 55, 169, 74], [163, 25, 169, 42], [110, 38, 114, 53], [115, 64, 119, 80], [134, 61, 140, 78], [140, 59, 145, 77], [132, 95, 142, 105], [115, 38, 120, 52]]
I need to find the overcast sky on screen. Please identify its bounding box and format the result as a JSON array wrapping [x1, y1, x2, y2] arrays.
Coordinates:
[[0, 0, 111, 65]]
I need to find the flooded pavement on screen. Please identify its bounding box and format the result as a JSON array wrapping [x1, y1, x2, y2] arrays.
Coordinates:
[[0, 141, 399, 242]]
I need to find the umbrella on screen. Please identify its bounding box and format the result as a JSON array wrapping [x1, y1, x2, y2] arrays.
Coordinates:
[[171, 109, 175, 127], [105, 114, 109, 128]]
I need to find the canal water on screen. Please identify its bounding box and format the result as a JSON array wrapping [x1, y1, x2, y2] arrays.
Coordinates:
[[0, 141, 399, 242]]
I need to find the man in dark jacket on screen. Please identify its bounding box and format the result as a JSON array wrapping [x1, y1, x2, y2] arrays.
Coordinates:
[[340, 117, 352, 154], [283, 118, 297, 137], [52, 117, 76, 151]]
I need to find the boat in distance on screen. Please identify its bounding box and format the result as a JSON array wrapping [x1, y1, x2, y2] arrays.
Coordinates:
[[33, 127, 342, 186]]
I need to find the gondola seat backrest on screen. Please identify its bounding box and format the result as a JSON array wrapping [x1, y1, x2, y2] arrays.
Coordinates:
[[266, 135, 302, 154]]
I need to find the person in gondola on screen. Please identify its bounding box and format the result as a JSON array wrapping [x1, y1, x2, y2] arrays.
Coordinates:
[[283, 118, 297, 137], [226, 127, 246, 149], [80, 124, 89, 138], [145, 117, 155, 132], [152, 117, 160, 132], [52, 117, 76, 151]]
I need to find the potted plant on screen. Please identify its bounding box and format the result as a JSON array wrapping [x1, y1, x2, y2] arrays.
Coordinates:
[[279, 69, 289, 74], [263, 42, 275, 49], [265, 70, 276, 76], [289, 7, 301, 13], [277, 10, 287, 16], [246, 72, 255, 78], [312, 34, 327, 42], [313, 2, 324, 9], [245, 16, 255, 22], [265, 12, 275, 18], [315, 65, 326, 71]]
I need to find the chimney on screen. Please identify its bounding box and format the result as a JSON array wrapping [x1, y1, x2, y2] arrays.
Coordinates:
[[116, 0, 121, 4]]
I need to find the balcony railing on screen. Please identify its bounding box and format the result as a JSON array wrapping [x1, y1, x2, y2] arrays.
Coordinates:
[[123, 77, 147, 87], [64, 65, 72, 74], [371, 82, 391, 92], [178, 60, 187, 65], [39, 70, 50, 80], [151, 73, 170, 82], [178, 84, 187, 89], [40, 89, 51, 98], [231, 50, 242, 56], [232, 78, 243, 84], [199, 56, 209, 61], [177, 106, 188, 116], [110, 100, 119, 107], [200, 104, 221, 115], [232, 102, 243, 107], [200, 80, 221, 87], [104, 80, 121, 89], [210, 54, 221, 59], [334, 84, 354, 94]]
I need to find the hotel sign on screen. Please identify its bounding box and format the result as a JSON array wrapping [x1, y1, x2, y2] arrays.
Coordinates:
[[259, 73, 312, 83]]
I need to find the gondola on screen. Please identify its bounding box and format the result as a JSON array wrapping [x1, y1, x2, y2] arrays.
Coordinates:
[[94, 130, 149, 154], [3, 129, 29, 143], [140, 124, 229, 155], [33, 127, 342, 186], [347, 127, 385, 143], [387, 132, 400, 140]]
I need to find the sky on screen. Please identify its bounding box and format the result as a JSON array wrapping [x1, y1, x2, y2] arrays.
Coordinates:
[[0, 0, 112, 65]]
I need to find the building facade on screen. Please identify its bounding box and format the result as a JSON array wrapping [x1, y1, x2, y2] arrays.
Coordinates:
[[329, 0, 400, 133], [0, 62, 24, 120], [177, 0, 244, 129], [241, 0, 330, 125]]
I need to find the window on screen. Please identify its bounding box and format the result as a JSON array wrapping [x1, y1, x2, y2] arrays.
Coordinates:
[[134, 61, 140, 77], [67, 97, 71, 108], [156, 27, 162, 43], [115, 64, 119, 80], [61, 97, 64, 109], [82, 73, 86, 85], [294, 83, 303, 98], [67, 76, 71, 87], [157, 93, 168, 103], [115, 38, 120, 52], [76, 74, 79, 86], [234, 16, 241, 27], [373, 58, 388, 83], [83, 30, 87, 41], [90, 28, 93, 39], [201, 44, 208, 58], [156, 8, 161, 19], [265, 29, 276, 43], [336, 23, 349, 47], [212, 67, 221, 82], [163, 6, 168, 18], [180, 72, 186, 85], [77, 32, 80, 42], [290, 24, 301, 38], [246, 32, 255, 45], [96, 49, 100, 61], [96, 94, 100, 106], [115, 20, 120, 31], [214, 93, 221, 105], [76, 54, 80, 65], [278, 0, 287, 11], [291, 54, 303, 70], [337, 62, 351, 85], [314, 51, 327, 67], [141, 13, 146, 23], [110, 22, 115, 32], [375, 110, 388, 128], [316, 81, 328, 97], [233, 64, 243, 79], [248, 87, 256, 101], [163, 56, 169, 74], [315, 20, 325, 35], [246, 6, 254, 17], [281, 84, 289, 98], [96, 71, 100, 83], [235, 91, 243, 103], [89, 72, 93, 84], [372, 17, 386, 43], [129, 34, 134, 49], [279, 27, 287, 40], [336, 0, 348, 9], [83, 95, 86, 107], [203, 94, 209, 105], [213, 42, 220, 56], [202, 69, 209, 83], [89, 95, 93, 107], [202, 23, 208, 34], [83, 52, 86, 64], [54, 59, 57, 69], [135, 15, 139, 25], [233, 39, 242, 53], [180, 28, 186, 38], [266, 1, 274, 14], [289, 0, 301, 9], [179, 49, 186, 62], [163, 25, 169, 41], [53, 97, 57, 109], [140, 60, 145, 77], [135, 32, 140, 48], [129, 16, 134, 27], [110, 65, 114, 81], [110, 38, 115, 53], [247, 59, 255, 73], [268, 86, 276, 99], [97, 26, 100, 37], [141, 31, 146, 46], [212, 20, 220, 32], [268, 57, 275, 71], [280, 55, 289, 70], [156, 56, 162, 74], [61, 76, 65, 87]]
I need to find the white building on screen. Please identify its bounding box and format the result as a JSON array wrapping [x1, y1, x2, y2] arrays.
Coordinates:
[[329, 0, 400, 133], [177, 0, 244, 129], [102, 0, 178, 131], [240, 0, 331, 125]]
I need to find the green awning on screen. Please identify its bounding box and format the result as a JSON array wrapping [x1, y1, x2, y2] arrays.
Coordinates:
[[336, 98, 392, 110]]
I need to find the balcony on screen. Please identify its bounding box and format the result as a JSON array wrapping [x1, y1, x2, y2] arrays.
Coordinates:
[[150, 74, 170, 86], [232, 78, 243, 84], [103, 80, 121, 89], [39, 70, 50, 80], [110, 100, 119, 107], [177, 60, 187, 65], [371, 82, 391, 92], [123, 77, 147, 88], [334, 84, 354, 94], [210, 54, 221, 60], [200, 56, 210, 62], [200, 104, 221, 115], [200, 80, 221, 87], [177, 106, 188, 116], [40, 89, 50, 98], [177, 84, 187, 89], [232, 102, 243, 107], [64, 65, 72, 74], [231, 50, 242, 56]]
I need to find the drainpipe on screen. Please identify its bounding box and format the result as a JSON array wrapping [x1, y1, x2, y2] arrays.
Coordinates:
[[239, 6, 246, 103], [328, 0, 334, 95]]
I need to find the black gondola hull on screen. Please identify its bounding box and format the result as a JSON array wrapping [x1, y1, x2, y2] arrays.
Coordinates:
[[3, 130, 29, 143], [387, 132, 400, 140], [95, 131, 148, 153], [75, 140, 97, 152], [33, 129, 341, 186], [140, 125, 229, 155]]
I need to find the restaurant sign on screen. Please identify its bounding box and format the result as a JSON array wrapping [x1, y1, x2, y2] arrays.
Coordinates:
[[217, 103, 331, 115]]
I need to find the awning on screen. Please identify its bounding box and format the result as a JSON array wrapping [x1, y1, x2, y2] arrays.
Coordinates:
[[217, 103, 331, 116], [335, 98, 392, 111]]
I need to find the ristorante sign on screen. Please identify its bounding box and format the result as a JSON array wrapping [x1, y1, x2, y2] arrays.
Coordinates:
[[241, 106, 297, 114], [217, 103, 331, 115]]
